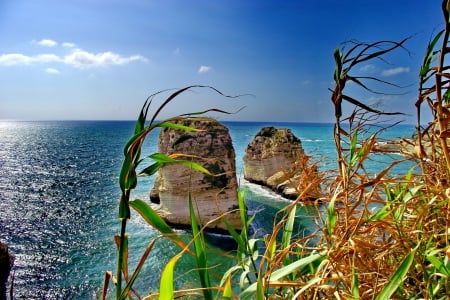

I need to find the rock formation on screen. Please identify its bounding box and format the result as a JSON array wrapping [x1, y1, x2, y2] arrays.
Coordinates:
[[0, 242, 13, 300], [244, 126, 321, 200], [151, 117, 242, 232]]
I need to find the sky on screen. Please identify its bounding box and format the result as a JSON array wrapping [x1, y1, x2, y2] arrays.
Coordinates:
[[0, 0, 443, 123]]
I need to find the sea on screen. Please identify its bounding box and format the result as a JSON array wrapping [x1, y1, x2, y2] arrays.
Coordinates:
[[0, 120, 416, 299]]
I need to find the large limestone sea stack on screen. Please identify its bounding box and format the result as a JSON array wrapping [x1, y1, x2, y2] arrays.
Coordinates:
[[151, 117, 242, 232], [243, 126, 321, 199]]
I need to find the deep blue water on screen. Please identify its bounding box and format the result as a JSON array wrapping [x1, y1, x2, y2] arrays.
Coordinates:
[[0, 120, 415, 299]]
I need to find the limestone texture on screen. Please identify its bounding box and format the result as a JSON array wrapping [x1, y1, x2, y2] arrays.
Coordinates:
[[151, 117, 242, 232], [244, 126, 321, 200]]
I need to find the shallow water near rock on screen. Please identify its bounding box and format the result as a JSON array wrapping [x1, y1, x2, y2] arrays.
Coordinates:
[[0, 120, 414, 298]]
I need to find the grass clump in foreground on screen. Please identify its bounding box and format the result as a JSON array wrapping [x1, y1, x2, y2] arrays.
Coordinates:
[[104, 2, 449, 299]]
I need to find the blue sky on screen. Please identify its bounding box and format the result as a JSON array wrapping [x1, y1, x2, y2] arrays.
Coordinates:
[[0, 0, 442, 123]]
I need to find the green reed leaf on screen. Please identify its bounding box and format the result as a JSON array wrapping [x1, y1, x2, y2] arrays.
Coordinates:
[[282, 205, 297, 276], [420, 30, 444, 79], [130, 199, 188, 252], [135, 98, 151, 134], [138, 162, 162, 177], [282, 205, 296, 252], [158, 121, 203, 132], [118, 192, 131, 220], [115, 233, 128, 299], [223, 218, 244, 255], [368, 203, 391, 222], [189, 195, 212, 300], [119, 153, 137, 192], [326, 192, 338, 236], [149, 153, 212, 175], [159, 253, 182, 300], [240, 251, 326, 300], [351, 266, 360, 299], [334, 47, 343, 84], [222, 275, 233, 300], [237, 188, 247, 222], [120, 239, 158, 300], [427, 251, 450, 276], [256, 276, 264, 300], [376, 248, 417, 300]]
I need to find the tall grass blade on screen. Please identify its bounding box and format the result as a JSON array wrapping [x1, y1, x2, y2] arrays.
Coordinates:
[[256, 277, 264, 300], [139, 162, 163, 177], [351, 266, 360, 299], [115, 233, 128, 298], [420, 30, 444, 79], [129, 199, 189, 252], [120, 239, 158, 300], [282, 205, 296, 276], [375, 248, 417, 300], [326, 193, 338, 236], [189, 194, 212, 300], [159, 253, 182, 300], [222, 275, 233, 300], [239, 251, 326, 300], [427, 251, 450, 276], [281, 205, 296, 251], [158, 121, 203, 132], [148, 153, 212, 175]]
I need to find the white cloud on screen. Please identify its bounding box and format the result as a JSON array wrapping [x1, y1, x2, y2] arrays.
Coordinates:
[[45, 68, 60, 74], [382, 66, 410, 77], [0, 42, 148, 70], [0, 53, 60, 66], [64, 49, 147, 69], [0, 53, 32, 65], [62, 42, 76, 48], [198, 65, 212, 73], [38, 39, 58, 47]]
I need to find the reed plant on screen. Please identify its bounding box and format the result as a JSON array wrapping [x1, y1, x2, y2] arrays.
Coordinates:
[[102, 85, 243, 299], [106, 2, 449, 299]]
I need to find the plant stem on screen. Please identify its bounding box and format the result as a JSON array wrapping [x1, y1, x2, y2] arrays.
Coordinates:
[[116, 190, 130, 299]]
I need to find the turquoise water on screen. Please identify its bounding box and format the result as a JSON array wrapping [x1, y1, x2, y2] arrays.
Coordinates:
[[0, 120, 415, 299]]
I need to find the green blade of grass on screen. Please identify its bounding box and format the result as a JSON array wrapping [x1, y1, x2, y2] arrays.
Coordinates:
[[158, 121, 204, 132], [189, 195, 212, 300], [120, 239, 158, 300], [282, 204, 296, 274], [138, 162, 163, 177], [240, 251, 326, 300], [326, 192, 338, 236], [282, 204, 296, 251], [222, 275, 233, 300], [129, 199, 189, 252], [159, 253, 182, 300], [256, 277, 264, 300], [427, 252, 450, 276], [119, 149, 139, 193], [149, 153, 212, 175], [351, 266, 360, 299], [375, 248, 417, 300]]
